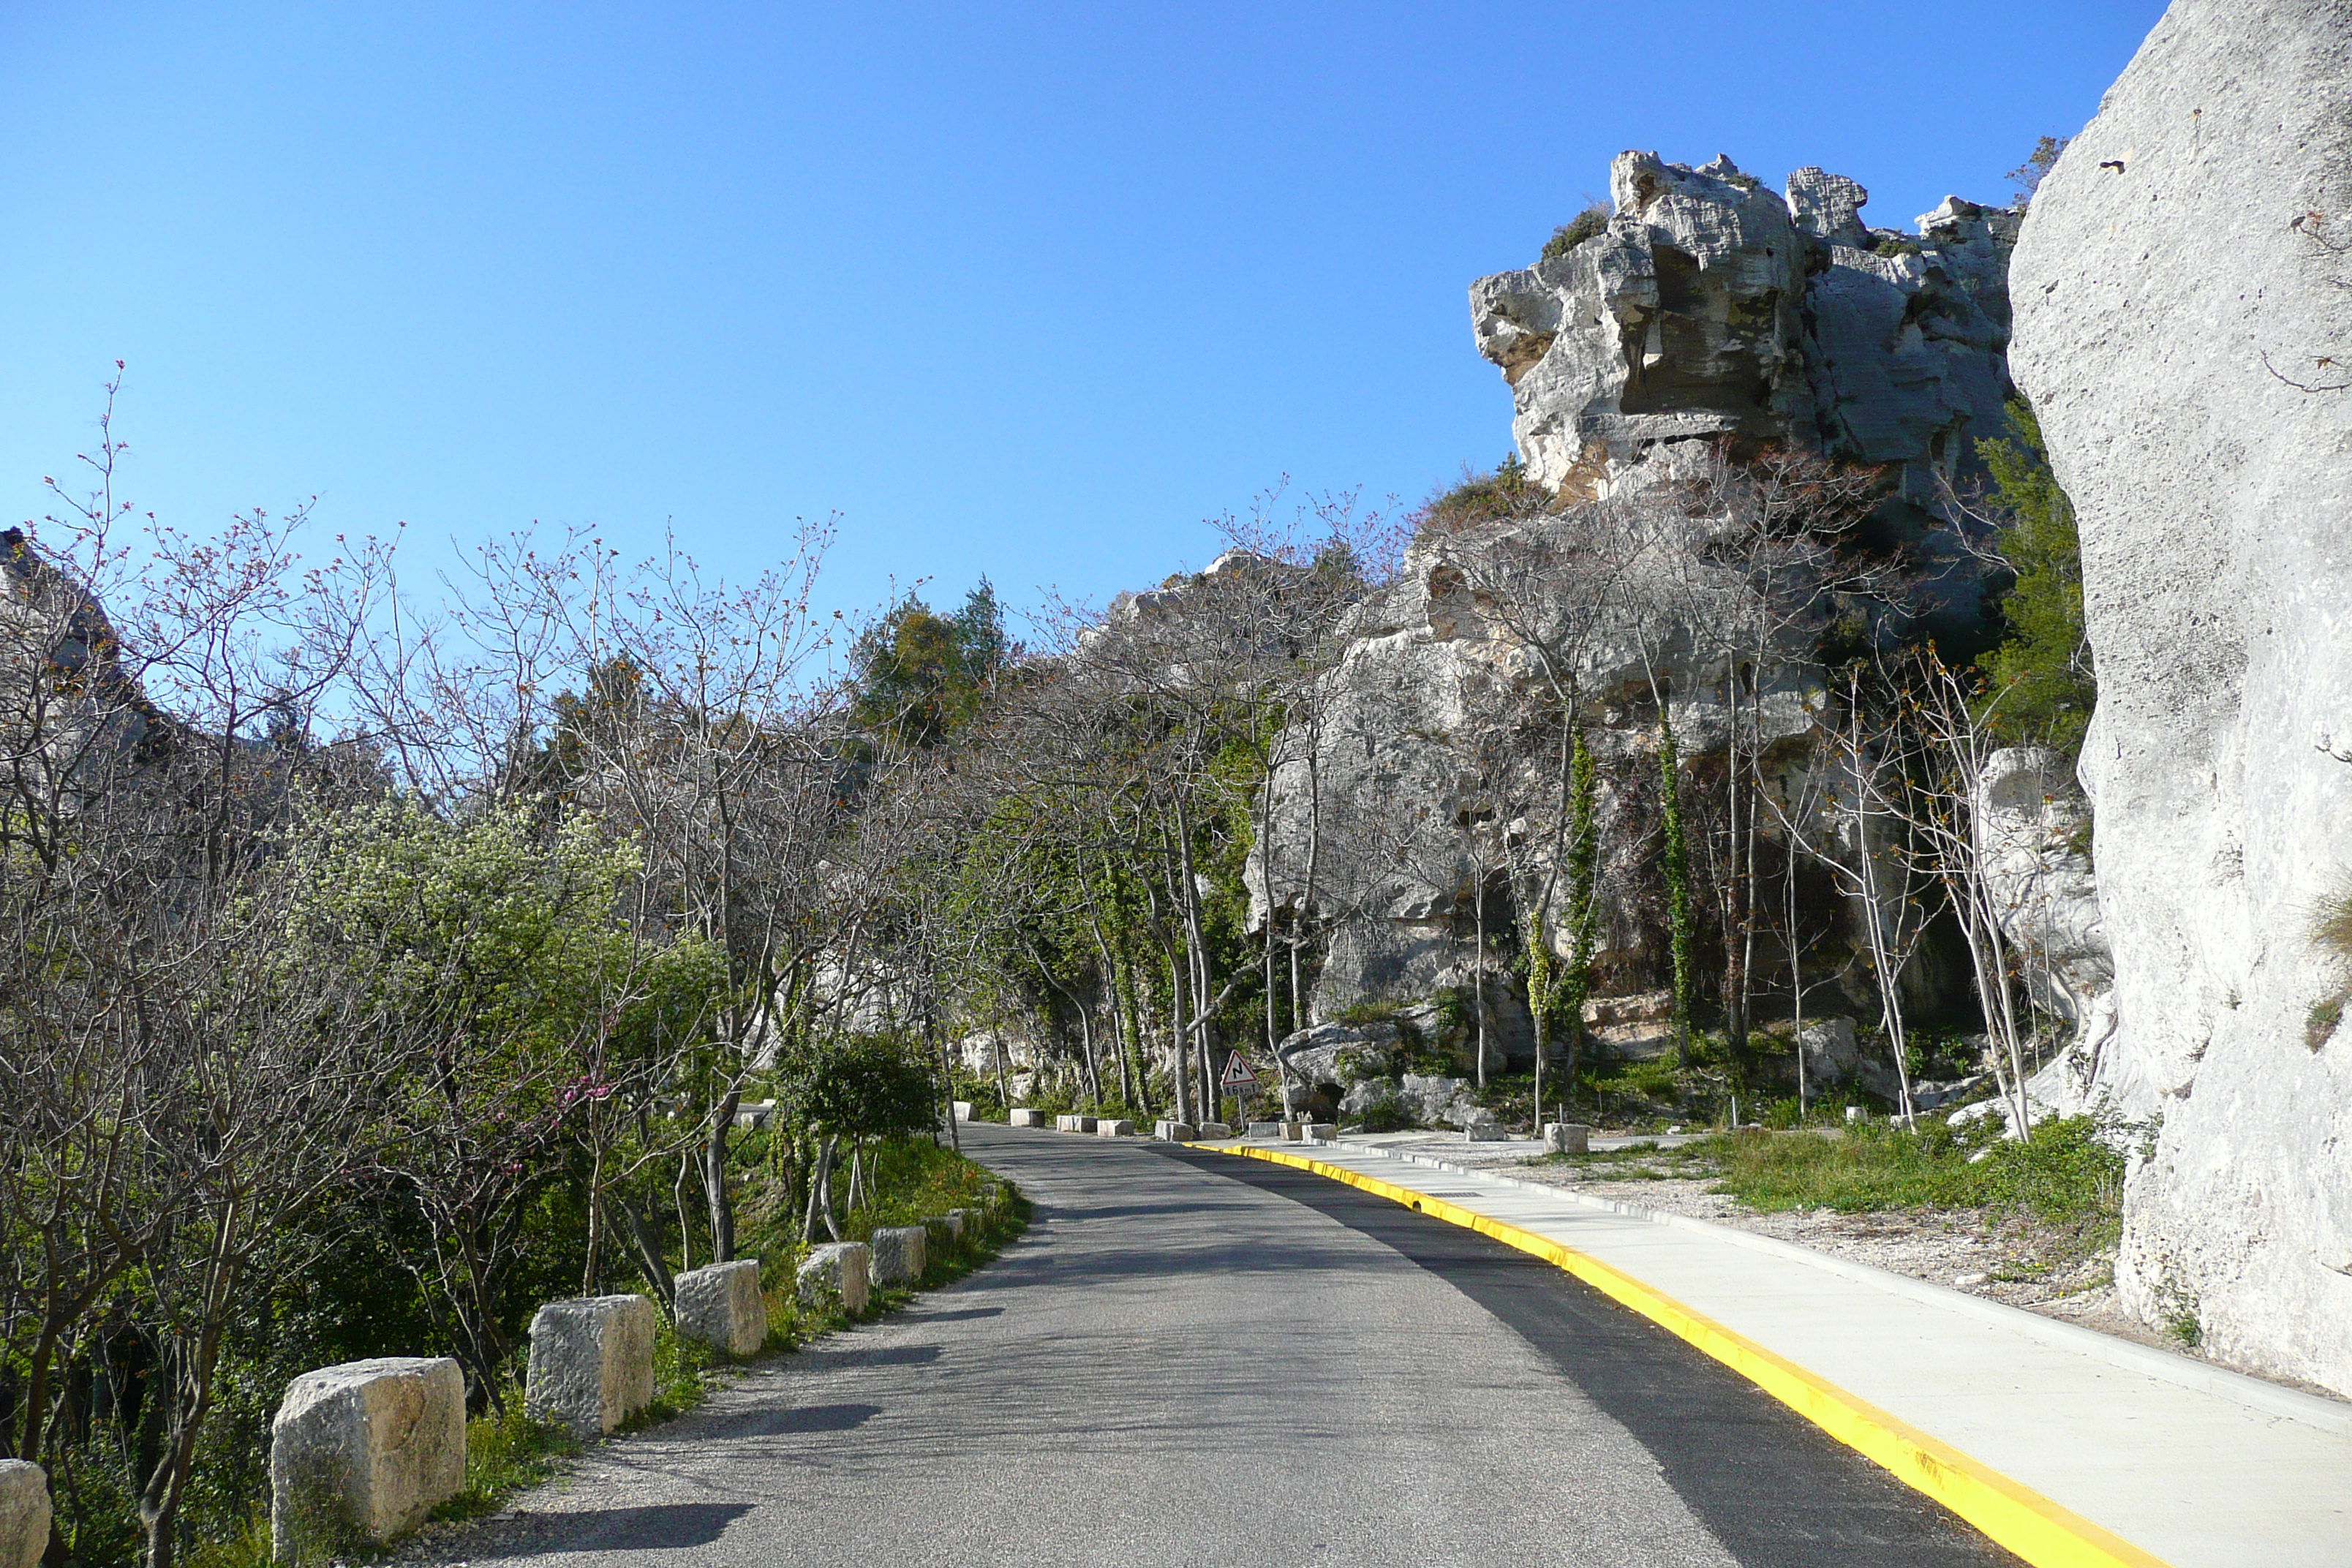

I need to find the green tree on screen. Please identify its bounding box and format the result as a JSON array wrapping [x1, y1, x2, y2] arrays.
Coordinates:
[[1975, 399, 2094, 756], [850, 582, 1010, 747]]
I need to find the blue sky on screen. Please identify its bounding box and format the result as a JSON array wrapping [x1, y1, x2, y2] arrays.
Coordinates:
[[1, 1, 2163, 633]]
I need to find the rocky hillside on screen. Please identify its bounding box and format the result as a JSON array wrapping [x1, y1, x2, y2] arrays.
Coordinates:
[[1251, 151, 2040, 1079]]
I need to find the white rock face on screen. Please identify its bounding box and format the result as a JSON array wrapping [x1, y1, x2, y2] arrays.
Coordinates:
[[0, 1461, 50, 1568], [2010, 0, 2352, 1393], [796, 1243, 870, 1315], [524, 1295, 657, 1439], [1472, 151, 2013, 500], [268, 1358, 464, 1561], [672, 1261, 766, 1358], [869, 1225, 928, 1286], [1972, 747, 2133, 1118]]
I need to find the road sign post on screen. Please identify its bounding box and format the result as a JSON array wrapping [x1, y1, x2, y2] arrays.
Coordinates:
[[1219, 1051, 1259, 1121]]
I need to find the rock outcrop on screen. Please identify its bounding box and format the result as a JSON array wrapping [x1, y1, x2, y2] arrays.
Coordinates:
[[1972, 747, 2129, 1119], [1474, 153, 2015, 503], [2010, 0, 2352, 1394], [1249, 472, 1840, 1044]]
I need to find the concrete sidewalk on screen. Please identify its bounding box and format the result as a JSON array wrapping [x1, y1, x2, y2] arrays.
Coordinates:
[[1194, 1132, 2351, 1568]]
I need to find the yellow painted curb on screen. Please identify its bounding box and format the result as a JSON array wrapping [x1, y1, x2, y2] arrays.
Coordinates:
[[1196, 1141, 2173, 1568]]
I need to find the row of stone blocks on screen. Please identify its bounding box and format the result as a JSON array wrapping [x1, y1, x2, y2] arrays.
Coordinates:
[[1006, 1108, 1142, 1137], [253, 1179, 1014, 1564], [1245, 1120, 1335, 1141], [12, 1178, 1017, 1568], [264, 1254, 764, 1564]]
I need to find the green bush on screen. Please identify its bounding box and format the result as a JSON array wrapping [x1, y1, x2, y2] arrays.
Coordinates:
[[1411, 458, 1538, 538], [1541, 202, 1610, 261]]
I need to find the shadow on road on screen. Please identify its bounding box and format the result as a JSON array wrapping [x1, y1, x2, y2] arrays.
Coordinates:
[[722, 1402, 882, 1436], [497, 1502, 755, 1554]]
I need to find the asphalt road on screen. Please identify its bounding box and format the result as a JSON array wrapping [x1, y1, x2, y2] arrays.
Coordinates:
[[427, 1125, 2019, 1568]]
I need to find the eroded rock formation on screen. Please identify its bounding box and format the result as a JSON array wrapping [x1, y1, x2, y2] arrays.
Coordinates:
[[1473, 153, 2016, 504], [2010, 0, 2352, 1393]]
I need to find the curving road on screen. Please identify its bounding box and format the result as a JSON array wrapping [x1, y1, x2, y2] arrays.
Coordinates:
[[426, 1124, 2019, 1568]]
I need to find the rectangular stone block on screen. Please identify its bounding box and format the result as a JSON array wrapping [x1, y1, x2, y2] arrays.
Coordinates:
[[1009, 1107, 1047, 1127], [271, 1357, 464, 1562], [1094, 1117, 1135, 1137], [1054, 1113, 1081, 1131], [1304, 1123, 1336, 1142], [1196, 1122, 1232, 1139], [1463, 1123, 1512, 1142], [1154, 1120, 1196, 1141], [1278, 1121, 1305, 1142], [1543, 1122, 1592, 1155], [0, 1463, 50, 1568], [1245, 1120, 1281, 1139], [733, 1098, 777, 1130], [924, 1212, 966, 1255], [952, 1100, 974, 1121], [870, 1225, 928, 1286], [527, 1296, 657, 1439], [673, 1260, 765, 1357], [796, 1242, 870, 1316]]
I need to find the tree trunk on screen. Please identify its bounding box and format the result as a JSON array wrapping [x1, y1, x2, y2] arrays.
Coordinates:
[[704, 1085, 739, 1264]]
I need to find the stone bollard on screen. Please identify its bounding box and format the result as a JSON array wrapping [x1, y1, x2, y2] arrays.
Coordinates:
[[1154, 1120, 1196, 1142], [1278, 1121, 1305, 1142], [952, 1099, 974, 1121], [733, 1098, 777, 1130], [271, 1358, 464, 1563], [1462, 1123, 1511, 1142], [1303, 1122, 1336, 1142], [1245, 1120, 1281, 1139], [870, 1225, 928, 1286], [1053, 1113, 1079, 1131], [1543, 1122, 1593, 1155], [1196, 1122, 1232, 1139], [1094, 1117, 1135, 1137], [527, 1296, 657, 1439], [0, 1462, 50, 1568], [796, 1242, 870, 1316], [1009, 1107, 1047, 1127], [673, 1260, 766, 1357], [923, 1213, 966, 1258], [949, 1206, 980, 1240]]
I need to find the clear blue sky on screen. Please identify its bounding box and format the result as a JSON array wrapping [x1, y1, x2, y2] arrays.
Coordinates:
[[1, 1, 2163, 630]]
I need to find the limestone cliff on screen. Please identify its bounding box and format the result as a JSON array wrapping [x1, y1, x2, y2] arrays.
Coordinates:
[[1473, 152, 2015, 504], [2010, 0, 2352, 1393]]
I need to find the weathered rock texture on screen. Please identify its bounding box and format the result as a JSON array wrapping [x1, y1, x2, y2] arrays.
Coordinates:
[[672, 1260, 766, 1358], [1250, 489, 1855, 1043], [0, 1462, 50, 1568], [525, 1295, 657, 1439], [268, 1358, 464, 1562], [796, 1243, 871, 1315], [870, 1225, 928, 1286], [1972, 747, 2127, 1118], [2010, 0, 2352, 1394], [1474, 152, 2014, 501]]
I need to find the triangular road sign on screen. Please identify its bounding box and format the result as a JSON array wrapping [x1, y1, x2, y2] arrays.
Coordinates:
[[1218, 1051, 1259, 1090]]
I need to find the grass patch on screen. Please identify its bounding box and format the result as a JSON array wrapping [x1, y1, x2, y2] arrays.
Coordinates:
[[2307, 994, 2343, 1050], [1700, 1115, 2124, 1237], [429, 1399, 579, 1523]]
